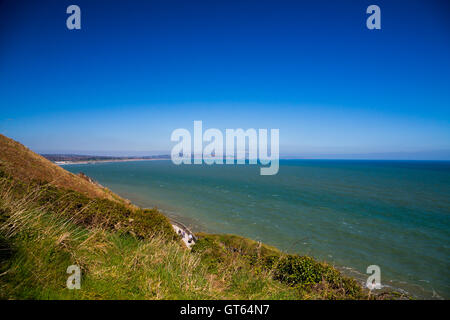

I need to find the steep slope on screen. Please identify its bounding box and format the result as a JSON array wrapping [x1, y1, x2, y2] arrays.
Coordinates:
[[0, 134, 115, 200]]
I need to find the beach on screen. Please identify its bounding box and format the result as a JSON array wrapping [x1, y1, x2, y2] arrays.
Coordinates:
[[56, 158, 168, 165]]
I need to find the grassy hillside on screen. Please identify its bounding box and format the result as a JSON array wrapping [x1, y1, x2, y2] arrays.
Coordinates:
[[0, 134, 400, 299], [0, 134, 122, 201]]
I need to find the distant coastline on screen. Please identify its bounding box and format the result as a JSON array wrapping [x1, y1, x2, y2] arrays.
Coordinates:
[[41, 154, 171, 165], [54, 158, 170, 165]]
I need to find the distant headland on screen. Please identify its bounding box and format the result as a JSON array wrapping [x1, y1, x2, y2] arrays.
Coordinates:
[[41, 154, 171, 165]]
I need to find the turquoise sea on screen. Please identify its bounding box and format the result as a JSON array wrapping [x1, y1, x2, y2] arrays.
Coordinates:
[[65, 160, 450, 299]]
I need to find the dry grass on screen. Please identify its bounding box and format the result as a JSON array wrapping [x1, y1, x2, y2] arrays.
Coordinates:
[[0, 134, 122, 202]]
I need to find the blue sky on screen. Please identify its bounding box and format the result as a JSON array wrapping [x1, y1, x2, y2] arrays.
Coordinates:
[[0, 0, 449, 158]]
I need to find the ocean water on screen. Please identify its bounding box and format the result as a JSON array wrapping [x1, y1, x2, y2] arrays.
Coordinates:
[[65, 160, 450, 299]]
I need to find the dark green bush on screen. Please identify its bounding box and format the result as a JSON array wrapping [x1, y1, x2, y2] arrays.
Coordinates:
[[272, 254, 364, 298], [273, 255, 324, 286], [128, 208, 177, 241]]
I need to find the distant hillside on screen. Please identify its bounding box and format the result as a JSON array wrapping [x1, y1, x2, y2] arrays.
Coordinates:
[[42, 154, 125, 162], [41, 154, 170, 162]]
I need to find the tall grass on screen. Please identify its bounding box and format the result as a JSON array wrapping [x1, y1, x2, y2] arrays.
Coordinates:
[[0, 178, 300, 299]]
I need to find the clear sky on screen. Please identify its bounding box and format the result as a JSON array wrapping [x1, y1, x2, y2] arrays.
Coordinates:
[[1, 0, 449, 158]]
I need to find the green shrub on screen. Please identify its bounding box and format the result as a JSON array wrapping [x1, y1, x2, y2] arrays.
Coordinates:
[[128, 208, 177, 241], [273, 255, 324, 286], [272, 254, 364, 299], [191, 237, 225, 273]]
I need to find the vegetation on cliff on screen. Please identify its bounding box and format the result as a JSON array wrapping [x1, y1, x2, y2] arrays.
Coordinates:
[[0, 134, 393, 299]]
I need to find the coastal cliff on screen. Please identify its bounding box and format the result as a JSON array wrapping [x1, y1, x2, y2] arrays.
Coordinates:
[[0, 134, 399, 299]]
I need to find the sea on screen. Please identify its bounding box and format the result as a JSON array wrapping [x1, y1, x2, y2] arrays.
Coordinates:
[[64, 160, 450, 299]]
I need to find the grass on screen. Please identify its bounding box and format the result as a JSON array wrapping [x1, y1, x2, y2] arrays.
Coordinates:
[[0, 133, 125, 201]]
